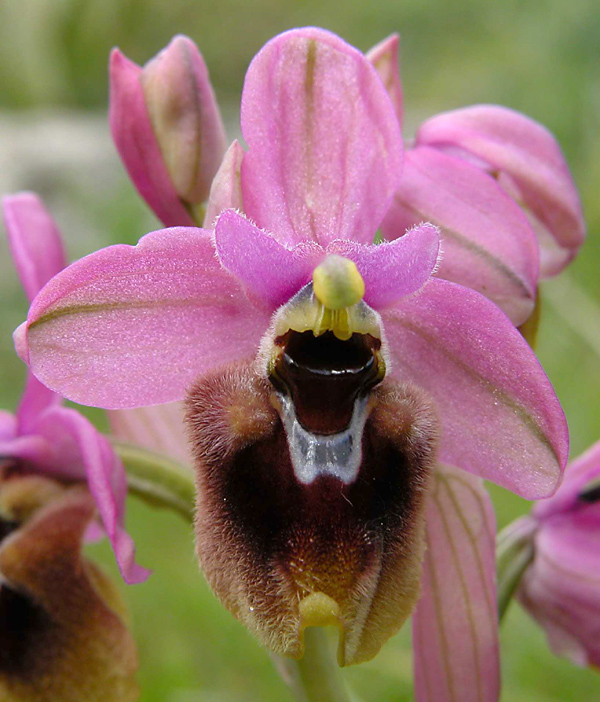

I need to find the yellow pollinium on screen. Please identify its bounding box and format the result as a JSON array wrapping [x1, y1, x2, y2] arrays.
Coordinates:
[[312, 256, 365, 341], [313, 255, 365, 310]]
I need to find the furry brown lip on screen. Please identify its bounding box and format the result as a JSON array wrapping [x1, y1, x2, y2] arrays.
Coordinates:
[[269, 329, 385, 485]]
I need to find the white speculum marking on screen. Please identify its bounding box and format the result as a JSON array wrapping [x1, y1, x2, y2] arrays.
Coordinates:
[[277, 393, 370, 485]]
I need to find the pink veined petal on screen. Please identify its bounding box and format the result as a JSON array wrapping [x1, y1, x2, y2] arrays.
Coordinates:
[[0, 411, 17, 441], [109, 402, 193, 468], [381, 146, 539, 325], [241, 27, 403, 246], [16, 372, 61, 435], [109, 48, 195, 227], [518, 517, 600, 668], [329, 222, 440, 309], [203, 140, 246, 227], [23, 227, 271, 409], [215, 209, 322, 308], [381, 278, 568, 498], [413, 465, 499, 702], [2, 192, 67, 302], [416, 105, 585, 277], [534, 439, 600, 521], [37, 405, 150, 584], [366, 34, 403, 125]]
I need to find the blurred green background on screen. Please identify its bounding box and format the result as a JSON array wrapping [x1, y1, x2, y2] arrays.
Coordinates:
[[1, 0, 599, 699]]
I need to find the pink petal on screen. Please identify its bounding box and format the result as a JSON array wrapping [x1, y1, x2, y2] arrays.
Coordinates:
[[203, 140, 245, 227], [38, 405, 150, 584], [534, 439, 600, 521], [366, 34, 403, 124], [109, 402, 193, 468], [2, 192, 67, 302], [416, 105, 585, 277], [413, 465, 499, 702], [0, 434, 55, 470], [381, 278, 568, 498], [23, 227, 271, 408], [215, 209, 321, 308], [241, 28, 403, 246], [16, 372, 61, 435], [519, 517, 600, 667], [330, 222, 440, 309], [140, 35, 227, 204], [382, 146, 539, 325], [0, 411, 17, 441], [109, 48, 195, 227]]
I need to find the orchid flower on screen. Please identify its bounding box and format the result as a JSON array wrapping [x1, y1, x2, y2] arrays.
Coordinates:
[[110, 35, 228, 227], [501, 440, 600, 668], [0, 474, 139, 701], [1, 192, 149, 584], [14, 28, 568, 700], [368, 35, 586, 325]]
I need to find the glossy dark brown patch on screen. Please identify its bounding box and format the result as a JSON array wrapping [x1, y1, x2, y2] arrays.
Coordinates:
[[186, 362, 439, 664], [271, 330, 382, 434]]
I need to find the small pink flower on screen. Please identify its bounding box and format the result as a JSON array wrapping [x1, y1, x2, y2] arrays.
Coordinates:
[[369, 35, 585, 325], [110, 35, 227, 227], [1, 193, 149, 584], [516, 440, 600, 668], [14, 28, 568, 687]]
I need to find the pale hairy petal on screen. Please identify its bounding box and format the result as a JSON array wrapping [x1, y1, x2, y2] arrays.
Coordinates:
[[214, 209, 321, 308], [3, 192, 67, 302], [413, 465, 499, 702], [416, 105, 585, 277], [241, 27, 402, 246], [381, 278, 568, 498], [22, 227, 270, 408], [382, 146, 539, 325], [329, 222, 440, 308]]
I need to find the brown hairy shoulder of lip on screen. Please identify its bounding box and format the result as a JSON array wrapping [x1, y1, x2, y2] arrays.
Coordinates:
[[185, 362, 440, 665]]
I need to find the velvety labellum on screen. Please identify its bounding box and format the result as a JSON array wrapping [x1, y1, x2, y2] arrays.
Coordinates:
[[185, 358, 439, 665]]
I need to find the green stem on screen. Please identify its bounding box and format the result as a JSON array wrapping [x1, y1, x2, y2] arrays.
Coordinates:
[[497, 517, 536, 621], [273, 629, 356, 702], [112, 440, 196, 522]]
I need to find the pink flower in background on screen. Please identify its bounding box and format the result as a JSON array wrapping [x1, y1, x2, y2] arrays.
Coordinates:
[[13, 27, 568, 697], [515, 440, 600, 668], [110, 35, 228, 227], [369, 35, 586, 325], [1, 193, 149, 584]]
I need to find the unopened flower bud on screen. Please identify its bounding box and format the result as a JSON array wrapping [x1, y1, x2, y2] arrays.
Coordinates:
[[110, 36, 227, 227], [141, 36, 228, 209]]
